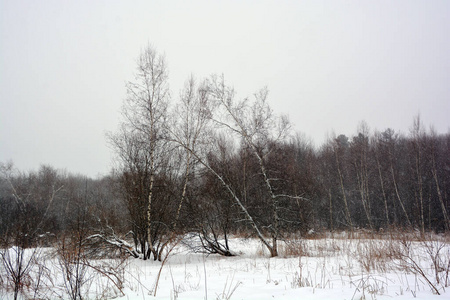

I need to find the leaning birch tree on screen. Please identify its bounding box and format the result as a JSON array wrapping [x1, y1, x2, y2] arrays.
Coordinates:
[[205, 75, 296, 257]]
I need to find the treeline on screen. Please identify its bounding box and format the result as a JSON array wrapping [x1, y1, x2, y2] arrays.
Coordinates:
[[0, 164, 127, 247], [316, 122, 449, 233], [1, 45, 449, 259]]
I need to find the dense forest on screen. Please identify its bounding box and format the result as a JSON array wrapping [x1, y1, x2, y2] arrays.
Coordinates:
[[1, 46, 449, 260]]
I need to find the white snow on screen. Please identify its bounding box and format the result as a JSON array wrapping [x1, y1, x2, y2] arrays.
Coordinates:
[[1, 234, 449, 300]]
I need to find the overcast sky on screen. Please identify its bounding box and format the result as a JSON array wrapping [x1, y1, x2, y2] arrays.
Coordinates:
[[1, 0, 449, 178]]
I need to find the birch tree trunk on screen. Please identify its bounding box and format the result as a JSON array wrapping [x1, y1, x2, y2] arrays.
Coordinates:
[[429, 129, 449, 231], [334, 147, 353, 229]]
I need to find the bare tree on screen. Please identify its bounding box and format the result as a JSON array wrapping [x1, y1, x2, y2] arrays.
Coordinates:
[[410, 115, 426, 235], [383, 129, 412, 228], [373, 131, 391, 228], [350, 122, 374, 230], [332, 134, 353, 229], [167, 76, 211, 232], [428, 128, 449, 231], [108, 44, 171, 260], [204, 75, 304, 257]]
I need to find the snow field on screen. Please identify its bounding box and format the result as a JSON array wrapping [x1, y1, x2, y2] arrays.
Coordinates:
[[1, 234, 449, 299], [118, 235, 450, 299]]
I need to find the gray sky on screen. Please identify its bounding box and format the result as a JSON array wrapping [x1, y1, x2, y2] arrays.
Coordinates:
[[1, 0, 449, 178]]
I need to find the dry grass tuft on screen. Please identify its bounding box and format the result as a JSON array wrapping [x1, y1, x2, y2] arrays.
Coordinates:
[[355, 239, 399, 273], [280, 239, 310, 257]]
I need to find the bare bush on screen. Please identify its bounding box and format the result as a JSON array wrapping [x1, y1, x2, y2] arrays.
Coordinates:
[[56, 235, 90, 300], [0, 246, 38, 300], [390, 234, 450, 295], [423, 237, 450, 287], [55, 232, 127, 299]]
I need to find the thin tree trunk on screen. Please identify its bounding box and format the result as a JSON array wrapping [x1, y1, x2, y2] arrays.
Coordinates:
[[335, 151, 353, 229], [146, 123, 156, 260], [174, 151, 192, 228], [355, 164, 373, 230], [431, 155, 449, 231], [328, 188, 333, 232], [389, 150, 411, 227], [375, 154, 390, 227], [414, 146, 425, 236], [363, 157, 373, 230]]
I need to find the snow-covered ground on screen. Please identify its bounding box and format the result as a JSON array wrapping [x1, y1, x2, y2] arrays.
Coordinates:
[[2, 233, 449, 299]]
